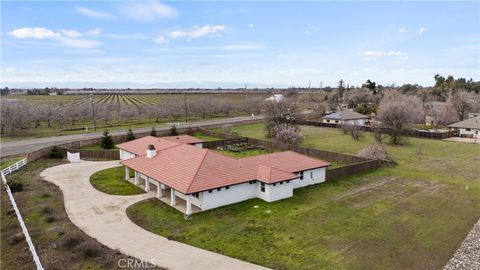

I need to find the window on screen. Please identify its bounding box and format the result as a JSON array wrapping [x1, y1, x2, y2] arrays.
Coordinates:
[[261, 183, 265, 192], [310, 172, 313, 179], [217, 188, 221, 191], [299, 172, 304, 180], [273, 183, 276, 186], [466, 128, 471, 131], [286, 180, 290, 183], [208, 190, 212, 193], [280, 181, 283, 185], [226, 186, 230, 190], [326, 119, 330, 123], [192, 192, 199, 199], [335, 120, 339, 123]]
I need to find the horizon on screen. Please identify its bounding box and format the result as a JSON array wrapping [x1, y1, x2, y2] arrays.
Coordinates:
[[1, 1, 479, 89]]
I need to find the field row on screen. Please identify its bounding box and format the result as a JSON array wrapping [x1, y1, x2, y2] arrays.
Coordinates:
[[5, 93, 269, 109]]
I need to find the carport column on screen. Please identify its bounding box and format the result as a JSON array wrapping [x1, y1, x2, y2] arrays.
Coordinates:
[[134, 171, 139, 185], [145, 177, 150, 192], [124, 166, 129, 180], [186, 195, 192, 215], [156, 183, 162, 198], [170, 189, 176, 206]]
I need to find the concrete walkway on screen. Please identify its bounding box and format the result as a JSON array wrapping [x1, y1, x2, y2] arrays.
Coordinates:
[[40, 161, 268, 270]]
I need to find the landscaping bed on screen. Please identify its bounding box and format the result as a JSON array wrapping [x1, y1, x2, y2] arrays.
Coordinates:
[[90, 166, 144, 195], [0, 159, 160, 270], [128, 123, 480, 270]]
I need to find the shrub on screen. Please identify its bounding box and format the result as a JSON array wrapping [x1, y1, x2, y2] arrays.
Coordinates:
[[357, 143, 393, 163], [44, 215, 55, 223], [7, 179, 23, 192], [60, 232, 85, 249], [274, 124, 304, 145], [126, 128, 135, 141], [170, 124, 178, 136], [101, 130, 114, 149], [150, 127, 157, 137], [49, 146, 63, 159], [77, 241, 103, 258], [7, 233, 24, 245], [42, 206, 53, 215]]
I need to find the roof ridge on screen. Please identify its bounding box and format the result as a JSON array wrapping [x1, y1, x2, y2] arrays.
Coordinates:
[[185, 148, 209, 193]]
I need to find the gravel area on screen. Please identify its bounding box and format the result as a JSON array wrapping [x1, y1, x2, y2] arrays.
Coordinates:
[[444, 218, 480, 270]]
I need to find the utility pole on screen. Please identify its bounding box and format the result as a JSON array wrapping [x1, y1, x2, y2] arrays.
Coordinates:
[[89, 94, 97, 131], [184, 93, 188, 123], [320, 81, 323, 90]]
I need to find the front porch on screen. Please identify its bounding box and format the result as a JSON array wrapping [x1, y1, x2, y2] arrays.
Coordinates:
[[124, 166, 201, 215]]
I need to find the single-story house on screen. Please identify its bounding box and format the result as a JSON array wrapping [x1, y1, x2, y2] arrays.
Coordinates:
[[117, 135, 204, 160], [119, 136, 330, 215], [448, 116, 480, 138], [265, 94, 285, 102], [321, 110, 369, 126]]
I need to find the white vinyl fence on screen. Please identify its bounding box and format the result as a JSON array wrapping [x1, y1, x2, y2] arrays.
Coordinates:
[[67, 151, 81, 163], [1, 158, 44, 270]]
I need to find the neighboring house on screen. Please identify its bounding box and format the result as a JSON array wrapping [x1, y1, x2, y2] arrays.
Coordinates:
[[117, 135, 204, 160], [468, 112, 479, 119], [119, 137, 330, 215], [448, 116, 480, 138], [321, 110, 369, 126], [265, 94, 285, 102]]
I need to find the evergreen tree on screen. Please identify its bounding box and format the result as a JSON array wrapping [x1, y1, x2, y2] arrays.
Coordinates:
[[170, 124, 178, 136], [101, 130, 114, 149], [150, 127, 157, 137], [126, 128, 135, 141]]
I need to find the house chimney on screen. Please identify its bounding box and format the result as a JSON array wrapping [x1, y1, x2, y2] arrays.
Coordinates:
[[146, 144, 156, 158]]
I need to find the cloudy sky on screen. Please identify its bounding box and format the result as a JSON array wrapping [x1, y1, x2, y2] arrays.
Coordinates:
[[1, 1, 479, 88]]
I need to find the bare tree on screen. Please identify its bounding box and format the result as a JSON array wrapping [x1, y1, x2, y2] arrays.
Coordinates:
[[340, 124, 363, 140], [428, 103, 458, 130], [0, 100, 31, 135], [264, 99, 300, 138], [274, 124, 304, 145], [448, 91, 480, 120], [164, 100, 183, 121], [377, 91, 424, 145], [245, 97, 264, 115]]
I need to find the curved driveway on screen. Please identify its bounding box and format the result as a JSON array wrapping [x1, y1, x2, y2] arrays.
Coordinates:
[[40, 161, 268, 270]]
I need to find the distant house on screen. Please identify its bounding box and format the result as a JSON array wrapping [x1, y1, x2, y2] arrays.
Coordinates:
[[118, 135, 330, 215], [321, 110, 369, 126], [468, 112, 479, 119], [265, 94, 284, 102], [448, 116, 480, 138]]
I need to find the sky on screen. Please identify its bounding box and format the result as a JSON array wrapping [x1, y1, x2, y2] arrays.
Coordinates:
[[1, 1, 479, 88]]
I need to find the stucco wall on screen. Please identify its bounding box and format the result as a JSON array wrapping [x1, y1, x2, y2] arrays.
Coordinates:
[[120, 149, 136, 160], [458, 128, 480, 138], [264, 181, 294, 202], [293, 167, 326, 188], [201, 182, 258, 210]]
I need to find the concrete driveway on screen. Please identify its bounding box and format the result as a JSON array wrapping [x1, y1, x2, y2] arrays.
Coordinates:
[[40, 161, 268, 270]]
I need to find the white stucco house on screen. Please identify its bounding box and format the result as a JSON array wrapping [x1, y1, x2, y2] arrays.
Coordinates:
[[321, 110, 369, 126], [118, 136, 330, 215], [448, 116, 480, 139]]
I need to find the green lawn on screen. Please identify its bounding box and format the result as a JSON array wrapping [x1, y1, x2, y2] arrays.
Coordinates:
[[90, 166, 144, 195], [190, 131, 221, 142], [0, 157, 24, 170], [128, 123, 480, 270]]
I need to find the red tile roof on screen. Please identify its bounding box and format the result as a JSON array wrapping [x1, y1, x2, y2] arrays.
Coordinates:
[[241, 151, 331, 172], [120, 140, 330, 194], [161, 135, 204, 144], [116, 136, 180, 156]]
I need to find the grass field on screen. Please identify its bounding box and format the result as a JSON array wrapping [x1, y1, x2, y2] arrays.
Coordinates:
[[128, 123, 480, 270], [0, 157, 24, 170], [90, 166, 144, 195]]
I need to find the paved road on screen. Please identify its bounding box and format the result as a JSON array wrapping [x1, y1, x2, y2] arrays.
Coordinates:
[[0, 115, 265, 157], [40, 161, 268, 270]]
